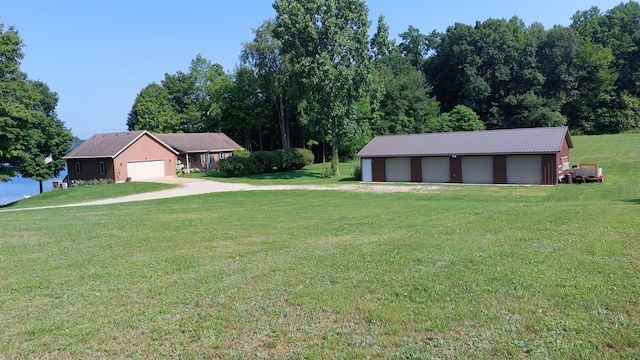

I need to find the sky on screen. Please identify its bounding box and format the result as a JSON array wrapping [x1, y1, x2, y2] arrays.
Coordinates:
[[0, 0, 627, 141]]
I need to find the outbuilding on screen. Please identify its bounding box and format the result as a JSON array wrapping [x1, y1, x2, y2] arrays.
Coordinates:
[[357, 126, 573, 185]]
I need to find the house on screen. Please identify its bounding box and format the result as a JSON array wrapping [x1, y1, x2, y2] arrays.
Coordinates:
[[155, 133, 243, 173], [64, 130, 179, 182], [357, 126, 573, 185]]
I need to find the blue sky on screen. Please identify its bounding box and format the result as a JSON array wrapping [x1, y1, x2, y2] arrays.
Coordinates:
[[0, 0, 626, 140]]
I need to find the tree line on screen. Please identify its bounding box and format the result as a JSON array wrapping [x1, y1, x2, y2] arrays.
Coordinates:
[[118, 1, 636, 172], [0, 24, 75, 186]]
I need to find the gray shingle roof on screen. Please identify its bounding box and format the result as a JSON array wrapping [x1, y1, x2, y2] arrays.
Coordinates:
[[64, 130, 169, 159], [155, 133, 243, 153], [357, 127, 572, 158]]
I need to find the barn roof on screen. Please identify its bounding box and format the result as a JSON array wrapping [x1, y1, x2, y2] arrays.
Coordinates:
[[155, 133, 243, 153], [357, 127, 573, 158], [63, 130, 177, 159]]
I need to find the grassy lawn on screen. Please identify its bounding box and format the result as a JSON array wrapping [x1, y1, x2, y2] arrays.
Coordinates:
[[0, 134, 638, 358], [190, 159, 362, 185], [0, 182, 176, 210]]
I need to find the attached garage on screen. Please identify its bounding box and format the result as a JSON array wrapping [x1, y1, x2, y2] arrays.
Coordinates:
[[127, 160, 166, 180], [422, 157, 450, 183], [386, 158, 411, 182], [507, 155, 542, 184], [462, 156, 493, 184]]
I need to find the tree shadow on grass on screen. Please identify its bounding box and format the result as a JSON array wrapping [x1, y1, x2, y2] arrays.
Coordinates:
[[622, 199, 640, 205]]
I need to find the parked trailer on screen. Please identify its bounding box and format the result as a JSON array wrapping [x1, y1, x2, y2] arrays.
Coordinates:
[[571, 163, 604, 183]]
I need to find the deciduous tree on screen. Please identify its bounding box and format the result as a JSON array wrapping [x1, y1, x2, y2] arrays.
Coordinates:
[[273, 0, 372, 176]]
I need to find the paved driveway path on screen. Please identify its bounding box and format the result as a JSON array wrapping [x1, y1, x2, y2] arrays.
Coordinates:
[[1, 177, 442, 212]]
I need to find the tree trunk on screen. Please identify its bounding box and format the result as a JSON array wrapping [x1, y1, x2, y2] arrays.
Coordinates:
[[39, 180, 43, 194], [331, 117, 340, 177], [277, 94, 290, 149]]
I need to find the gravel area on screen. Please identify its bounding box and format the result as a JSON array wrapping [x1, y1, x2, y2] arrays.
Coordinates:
[[1, 177, 443, 212]]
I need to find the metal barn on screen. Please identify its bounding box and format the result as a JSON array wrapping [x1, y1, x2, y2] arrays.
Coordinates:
[[357, 127, 573, 185]]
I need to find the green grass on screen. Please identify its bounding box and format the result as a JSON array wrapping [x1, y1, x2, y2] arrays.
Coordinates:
[[0, 134, 638, 358], [191, 160, 362, 185], [0, 181, 176, 209]]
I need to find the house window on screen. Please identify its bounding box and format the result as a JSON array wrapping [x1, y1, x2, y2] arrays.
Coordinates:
[[75, 162, 81, 174], [99, 162, 106, 175], [219, 152, 225, 160], [201, 153, 212, 164]]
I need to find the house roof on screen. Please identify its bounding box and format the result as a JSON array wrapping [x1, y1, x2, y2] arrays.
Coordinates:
[[63, 130, 177, 159], [357, 126, 573, 158], [154, 132, 243, 153]]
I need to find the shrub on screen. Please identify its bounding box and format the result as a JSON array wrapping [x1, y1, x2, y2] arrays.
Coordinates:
[[218, 148, 314, 177], [70, 178, 115, 187], [352, 164, 362, 181], [217, 155, 256, 177], [251, 151, 278, 173]]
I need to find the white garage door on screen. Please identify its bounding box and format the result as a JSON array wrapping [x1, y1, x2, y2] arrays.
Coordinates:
[[507, 155, 542, 184], [462, 156, 494, 184], [422, 157, 450, 183], [361, 159, 372, 182], [127, 160, 165, 180], [386, 158, 411, 182]]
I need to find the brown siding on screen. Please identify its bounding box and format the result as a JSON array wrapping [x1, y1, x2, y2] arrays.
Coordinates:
[[113, 133, 177, 182], [450, 157, 462, 183], [542, 154, 556, 185], [372, 158, 386, 182], [66, 158, 114, 182], [493, 155, 507, 184], [411, 157, 422, 182]]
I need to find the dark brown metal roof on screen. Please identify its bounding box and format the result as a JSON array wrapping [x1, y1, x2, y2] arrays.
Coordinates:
[[357, 127, 573, 158], [155, 133, 243, 153], [64, 130, 177, 159]]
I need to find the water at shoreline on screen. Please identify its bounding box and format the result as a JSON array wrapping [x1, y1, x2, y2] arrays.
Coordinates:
[[0, 172, 66, 206]]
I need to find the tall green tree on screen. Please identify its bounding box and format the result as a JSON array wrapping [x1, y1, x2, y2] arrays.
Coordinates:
[[0, 24, 74, 184], [241, 20, 292, 149], [272, 0, 372, 176], [371, 14, 395, 59], [373, 52, 438, 134], [398, 25, 431, 70], [437, 104, 485, 132], [128, 55, 230, 134], [127, 83, 177, 132], [572, 2, 640, 98]]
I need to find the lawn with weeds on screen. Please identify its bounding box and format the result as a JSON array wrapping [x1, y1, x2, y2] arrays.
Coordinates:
[[0, 182, 175, 210], [0, 134, 638, 358]]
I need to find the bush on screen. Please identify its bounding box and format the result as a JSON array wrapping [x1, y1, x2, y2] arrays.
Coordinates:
[[251, 151, 278, 173], [70, 178, 115, 187], [352, 164, 362, 181], [217, 155, 257, 177], [218, 148, 314, 177]]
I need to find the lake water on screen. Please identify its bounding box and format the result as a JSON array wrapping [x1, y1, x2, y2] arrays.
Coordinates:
[[0, 171, 67, 206]]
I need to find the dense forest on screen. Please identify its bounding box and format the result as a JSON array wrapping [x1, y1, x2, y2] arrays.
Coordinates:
[[127, 1, 640, 164]]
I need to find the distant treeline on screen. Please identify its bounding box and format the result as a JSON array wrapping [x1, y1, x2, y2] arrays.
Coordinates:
[[127, 1, 640, 161]]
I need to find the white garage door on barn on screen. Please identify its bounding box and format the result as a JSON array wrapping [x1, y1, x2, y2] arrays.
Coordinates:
[[386, 158, 411, 182], [507, 155, 542, 184], [462, 156, 494, 184], [422, 157, 450, 183], [127, 160, 165, 180]]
